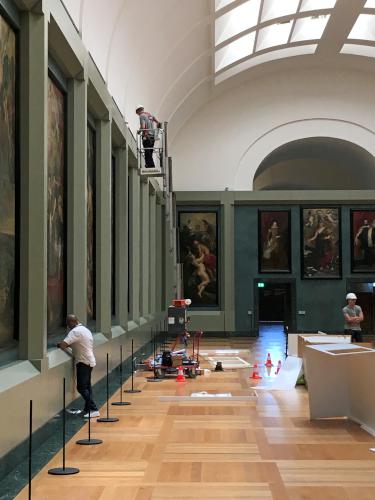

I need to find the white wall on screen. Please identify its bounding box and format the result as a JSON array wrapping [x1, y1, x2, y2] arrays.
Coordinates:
[[170, 66, 375, 191]]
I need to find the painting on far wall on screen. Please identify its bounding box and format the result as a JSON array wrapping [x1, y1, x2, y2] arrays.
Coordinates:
[[351, 210, 375, 272], [47, 76, 66, 333], [0, 13, 16, 347], [301, 207, 341, 279], [178, 211, 218, 307], [258, 210, 291, 273], [87, 124, 96, 321]]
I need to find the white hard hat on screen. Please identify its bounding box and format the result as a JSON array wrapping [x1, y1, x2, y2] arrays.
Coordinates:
[[135, 104, 144, 112], [346, 293, 357, 300]]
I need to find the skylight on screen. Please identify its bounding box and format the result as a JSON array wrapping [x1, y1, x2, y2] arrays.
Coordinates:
[[261, 0, 299, 23], [256, 21, 293, 51], [216, 45, 318, 84], [341, 44, 375, 58], [301, 0, 337, 12], [213, 0, 342, 81], [348, 14, 375, 41], [291, 15, 330, 42], [215, 0, 261, 46], [215, 0, 237, 11], [364, 0, 375, 8], [215, 32, 256, 71]]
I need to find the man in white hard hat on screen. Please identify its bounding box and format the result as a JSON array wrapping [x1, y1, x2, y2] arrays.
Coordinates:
[[135, 105, 160, 168], [342, 293, 364, 342]]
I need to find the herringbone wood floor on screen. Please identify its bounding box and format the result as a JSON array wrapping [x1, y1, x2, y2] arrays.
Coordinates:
[[15, 329, 375, 499]]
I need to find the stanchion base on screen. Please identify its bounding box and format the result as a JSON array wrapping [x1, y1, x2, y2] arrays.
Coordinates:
[[124, 389, 142, 393], [97, 417, 119, 422], [112, 401, 131, 406], [76, 438, 103, 445], [146, 377, 163, 382], [48, 467, 80, 475]]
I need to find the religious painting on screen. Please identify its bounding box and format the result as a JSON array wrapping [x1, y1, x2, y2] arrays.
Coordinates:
[[301, 207, 341, 279], [351, 210, 375, 272], [0, 13, 16, 348], [47, 76, 66, 334], [258, 210, 291, 273], [178, 210, 218, 307], [87, 124, 96, 321]]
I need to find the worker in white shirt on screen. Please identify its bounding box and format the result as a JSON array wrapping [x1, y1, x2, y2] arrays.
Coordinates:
[[57, 314, 100, 418]]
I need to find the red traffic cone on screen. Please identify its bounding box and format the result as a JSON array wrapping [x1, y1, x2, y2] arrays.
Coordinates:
[[275, 360, 282, 375], [176, 366, 186, 382], [250, 362, 262, 379], [265, 353, 274, 367]]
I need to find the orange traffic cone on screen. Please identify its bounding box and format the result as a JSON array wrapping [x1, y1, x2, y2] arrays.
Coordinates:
[[275, 360, 282, 375], [176, 366, 186, 382], [265, 353, 274, 367], [250, 362, 262, 379]]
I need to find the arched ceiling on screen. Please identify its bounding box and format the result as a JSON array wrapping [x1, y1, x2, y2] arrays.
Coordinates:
[[253, 137, 375, 190], [61, 0, 375, 141]]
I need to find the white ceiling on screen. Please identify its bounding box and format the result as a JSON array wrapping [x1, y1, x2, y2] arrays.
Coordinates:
[[60, 0, 375, 141]]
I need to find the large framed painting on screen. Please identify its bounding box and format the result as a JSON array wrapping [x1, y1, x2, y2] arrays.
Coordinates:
[[0, 12, 16, 347], [47, 76, 66, 334], [258, 210, 291, 273], [111, 153, 116, 318], [301, 207, 341, 279], [87, 124, 96, 322], [178, 210, 219, 307], [351, 210, 375, 272]]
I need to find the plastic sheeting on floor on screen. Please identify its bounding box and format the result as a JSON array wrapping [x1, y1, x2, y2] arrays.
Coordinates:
[[251, 355, 303, 391]]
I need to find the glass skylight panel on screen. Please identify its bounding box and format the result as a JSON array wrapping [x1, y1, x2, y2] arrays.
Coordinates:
[[349, 14, 375, 41], [261, 0, 299, 22], [291, 15, 330, 42], [215, 0, 260, 45], [365, 0, 375, 8], [215, 44, 317, 84], [300, 0, 337, 12], [215, 0, 236, 11], [215, 32, 255, 71], [341, 44, 375, 58], [256, 21, 293, 51]]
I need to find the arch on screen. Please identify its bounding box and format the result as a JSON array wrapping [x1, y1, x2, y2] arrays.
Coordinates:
[[234, 118, 375, 190]]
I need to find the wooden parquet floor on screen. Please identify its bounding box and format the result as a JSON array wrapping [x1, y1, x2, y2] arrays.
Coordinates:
[[15, 329, 375, 500]]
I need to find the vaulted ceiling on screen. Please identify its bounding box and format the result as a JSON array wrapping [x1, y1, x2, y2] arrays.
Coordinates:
[[61, 0, 375, 141]]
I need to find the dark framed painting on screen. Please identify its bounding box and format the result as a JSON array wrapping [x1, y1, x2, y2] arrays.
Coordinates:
[[351, 210, 375, 272], [258, 210, 291, 273], [301, 207, 341, 279], [87, 123, 96, 322], [47, 75, 66, 334], [178, 210, 219, 307], [0, 11, 17, 348]]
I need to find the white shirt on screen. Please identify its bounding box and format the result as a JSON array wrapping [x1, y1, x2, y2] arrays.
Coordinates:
[[63, 324, 96, 367]]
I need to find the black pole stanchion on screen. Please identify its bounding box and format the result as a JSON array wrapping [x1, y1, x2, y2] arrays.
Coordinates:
[[48, 379, 79, 475], [97, 353, 119, 422], [112, 345, 132, 405], [76, 384, 103, 445], [124, 339, 141, 393], [147, 327, 162, 382], [28, 400, 32, 500]]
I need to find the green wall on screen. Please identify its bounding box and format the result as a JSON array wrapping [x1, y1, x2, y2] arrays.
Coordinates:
[[176, 191, 375, 335]]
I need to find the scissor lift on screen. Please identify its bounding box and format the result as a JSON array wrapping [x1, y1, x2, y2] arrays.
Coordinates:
[[137, 125, 165, 177]]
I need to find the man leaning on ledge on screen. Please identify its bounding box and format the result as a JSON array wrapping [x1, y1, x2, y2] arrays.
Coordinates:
[[57, 314, 100, 418]]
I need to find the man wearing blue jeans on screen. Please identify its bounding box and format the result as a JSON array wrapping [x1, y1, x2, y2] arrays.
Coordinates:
[[58, 314, 100, 418]]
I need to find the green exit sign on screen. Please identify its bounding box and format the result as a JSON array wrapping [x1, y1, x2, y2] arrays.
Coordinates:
[[257, 282, 265, 288]]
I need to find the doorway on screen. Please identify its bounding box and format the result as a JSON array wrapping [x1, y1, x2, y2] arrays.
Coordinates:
[[254, 279, 296, 335], [346, 281, 375, 337]]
